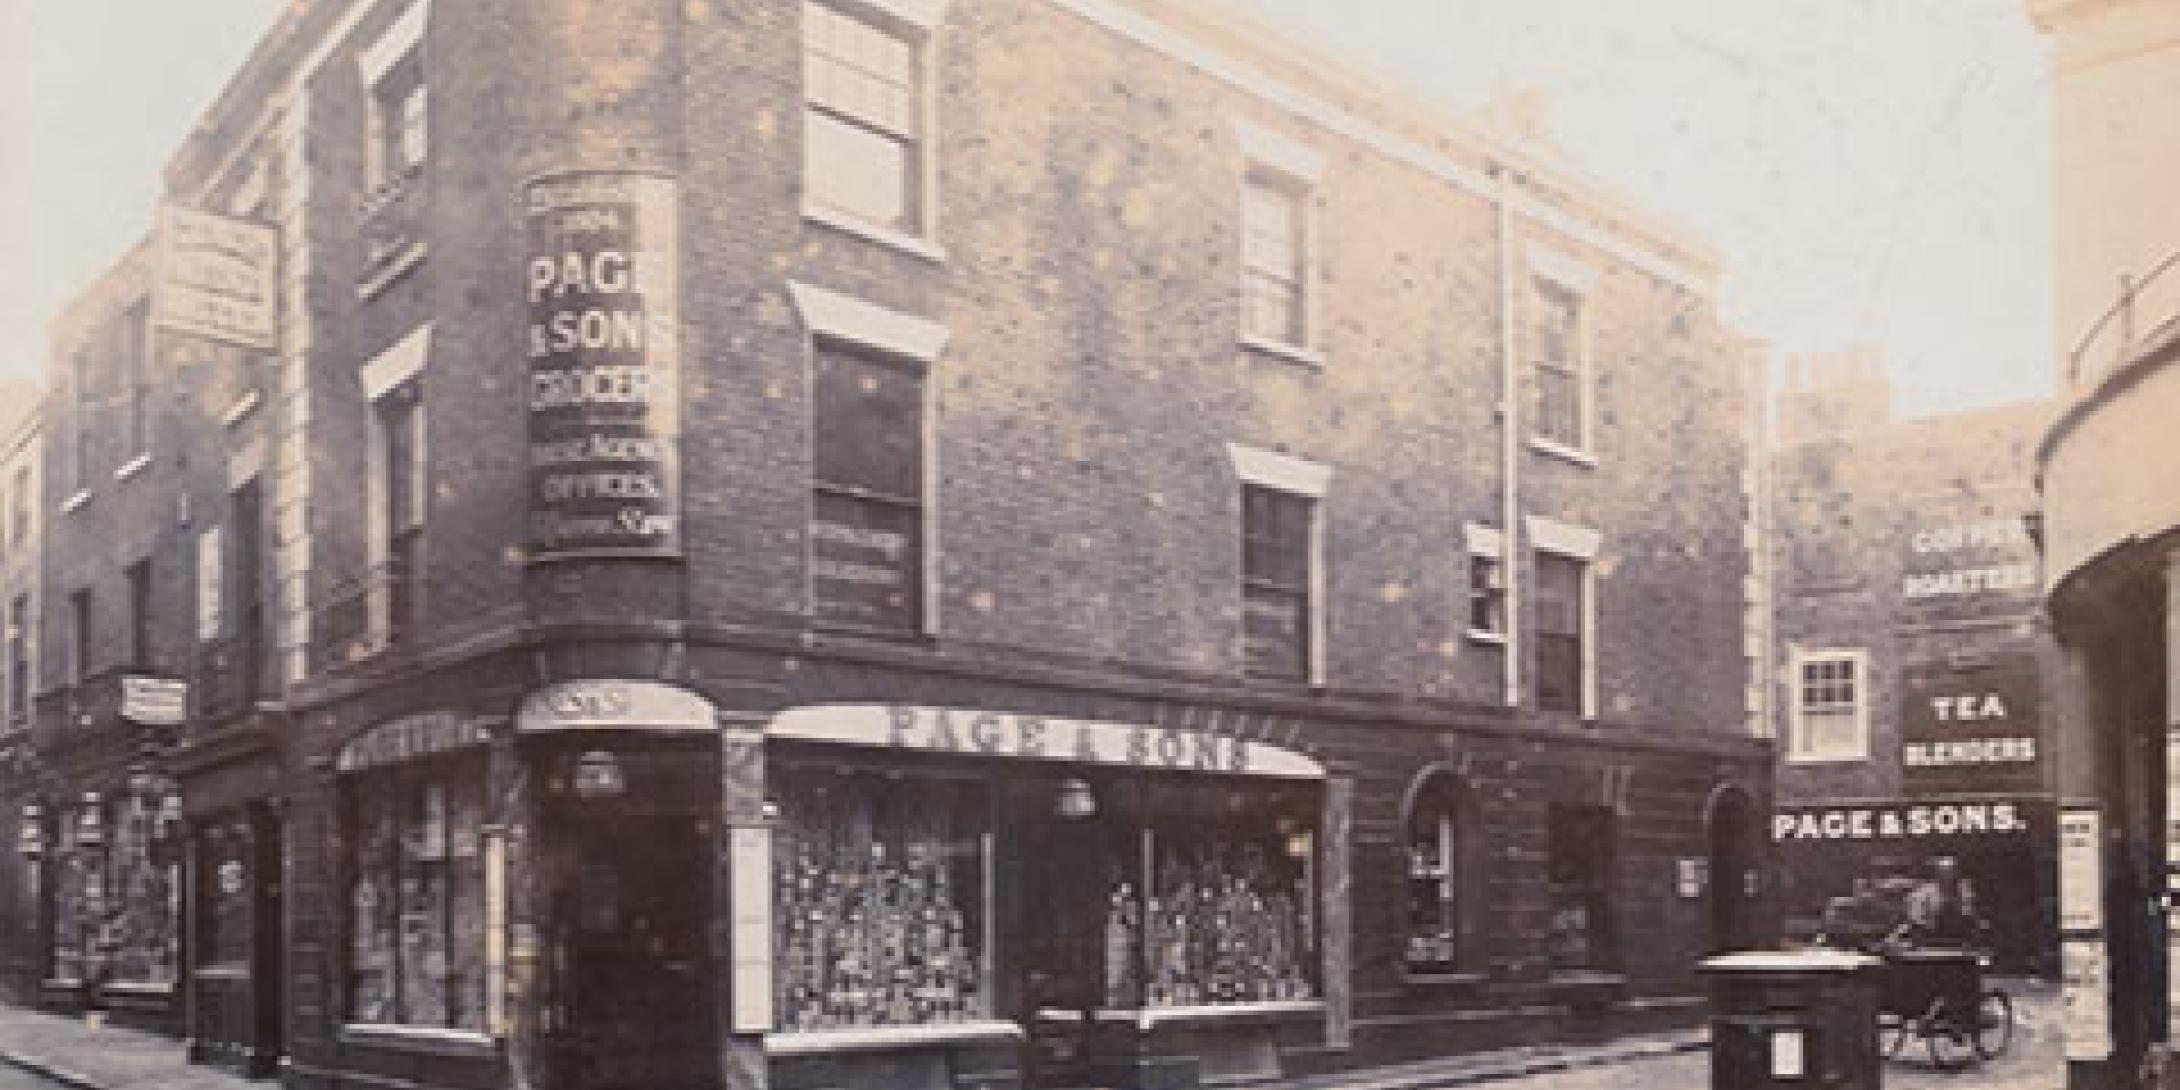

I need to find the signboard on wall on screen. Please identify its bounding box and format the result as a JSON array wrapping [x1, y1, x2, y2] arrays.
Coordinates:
[[1898, 515, 2038, 622], [1899, 656, 2043, 795], [154, 204, 279, 349], [523, 171, 681, 559], [2059, 808, 2103, 932]]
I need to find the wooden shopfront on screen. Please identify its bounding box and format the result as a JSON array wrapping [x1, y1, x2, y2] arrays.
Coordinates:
[[764, 703, 1334, 1090]]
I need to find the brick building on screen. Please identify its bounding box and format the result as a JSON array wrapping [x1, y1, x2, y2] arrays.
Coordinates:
[[1766, 350, 2058, 975], [16, 0, 1771, 1087], [0, 393, 42, 1000]]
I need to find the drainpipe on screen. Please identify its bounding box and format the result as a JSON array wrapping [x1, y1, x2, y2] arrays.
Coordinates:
[[1495, 166, 1522, 708]]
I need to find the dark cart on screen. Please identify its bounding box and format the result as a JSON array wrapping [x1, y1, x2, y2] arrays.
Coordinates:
[[1876, 947, 2013, 1070]]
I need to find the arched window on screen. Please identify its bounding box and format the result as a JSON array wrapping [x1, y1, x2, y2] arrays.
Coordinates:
[[1404, 771, 1465, 975]]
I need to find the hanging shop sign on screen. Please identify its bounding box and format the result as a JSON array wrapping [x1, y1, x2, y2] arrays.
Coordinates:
[[154, 203, 279, 350], [1770, 799, 2039, 843], [120, 676, 189, 727], [336, 711, 491, 772], [516, 680, 715, 733], [523, 170, 681, 559], [1898, 514, 2038, 619], [1898, 656, 2043, 795], [768, 703, 1325, 779]]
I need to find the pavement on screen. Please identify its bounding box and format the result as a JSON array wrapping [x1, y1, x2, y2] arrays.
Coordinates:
[[0, 979, 2066, 1090]]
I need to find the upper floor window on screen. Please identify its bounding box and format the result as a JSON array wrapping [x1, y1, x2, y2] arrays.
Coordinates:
[[126, 558, 152, 670], [6, 594, 28, 722], [803, 0, 930, 236], [121, 299, 151, 460], [1533, 552, 1587, 714], [1234, 120, 1325, 360], [810, 343, 926, 634], [360, 1, 429, 190], [1230, 444, 1329, 684], [1790, 648, 1868, 762], [68, 588, 92, 688], [1241, 176, 1307, 346], [1464, 523, 1507, 641], [1240, 485, 1317, 683], [375, 385, 425, 647], [1525, 244, 1599, 459]]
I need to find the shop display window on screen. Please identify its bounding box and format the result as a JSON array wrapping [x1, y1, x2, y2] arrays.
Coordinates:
[[1127, 780, 1317, 1008], [47, 789, 179, 988], [773, 765, 992, 1031], [345, 757, 487, 1030]]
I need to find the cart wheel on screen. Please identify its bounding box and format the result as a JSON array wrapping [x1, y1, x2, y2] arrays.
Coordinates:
[[1925, 999, 1977, 1071], [1974, 990, 2014, 1059], [1877, 1012, 1910, 1058]]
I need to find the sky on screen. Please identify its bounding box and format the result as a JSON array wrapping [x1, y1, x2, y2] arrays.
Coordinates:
[[0, 0, 2054, 419]]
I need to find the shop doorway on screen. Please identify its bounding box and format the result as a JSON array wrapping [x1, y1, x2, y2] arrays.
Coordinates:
[[543, 808, 716, 1090], [1706, 785, 1759, 953], [187, 803, 284, 1078]]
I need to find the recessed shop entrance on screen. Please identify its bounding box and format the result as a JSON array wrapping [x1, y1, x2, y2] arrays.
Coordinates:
[[535, 743, 719, 1090], [1706, 784, 1759, 953]]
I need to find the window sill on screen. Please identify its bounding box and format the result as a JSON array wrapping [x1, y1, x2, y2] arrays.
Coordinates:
[[1240, 335, 1326, 369], [1464, 629, 1506, 646], [338, 1023, 497, 1059], [1403, 971, 1488, 988], [1528, 436, 1598, 467], [114, 453, 152, 482], [1075, 999, 1325, 1031], [358, 241, 429, 300], [60, 490, 90, 514], [221, 389, 263, 429], [1784, 751, 1869, 766], [765, 1020, 1022, 1057], [802, 204, 947, 264]]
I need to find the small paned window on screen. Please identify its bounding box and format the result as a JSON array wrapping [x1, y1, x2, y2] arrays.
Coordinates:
[[804, 1, 922, 233], [371, 53, 427, 186], [1241, 175, 1307, 346], [1468, 552, 1506, 637], [1792, 650, 1867, 761], [1241, 484, 1315, 682], [810, 344, 925, 633], [1531, 277, 1586, 450], [1533, 552, 1586, 714]]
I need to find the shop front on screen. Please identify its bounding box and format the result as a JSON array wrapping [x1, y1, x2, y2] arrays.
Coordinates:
[[1771, 796, 2057, 973], [765, 703, 1330, 1090]]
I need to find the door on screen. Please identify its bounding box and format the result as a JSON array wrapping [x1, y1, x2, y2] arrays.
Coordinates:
[[1707, 786, 1758, 953], [546, 811, 716, 1090]]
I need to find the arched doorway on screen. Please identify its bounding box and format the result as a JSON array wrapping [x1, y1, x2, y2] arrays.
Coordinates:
[[1705, 784, 1759, 953]]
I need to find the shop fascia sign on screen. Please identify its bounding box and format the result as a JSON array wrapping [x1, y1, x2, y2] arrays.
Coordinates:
[[1899, 517, 2036, 602], [516, 680, 715, 733], [769, 703, 1324, 779], [119, 676, 189, 727], [1771, 799, 2035, 842]]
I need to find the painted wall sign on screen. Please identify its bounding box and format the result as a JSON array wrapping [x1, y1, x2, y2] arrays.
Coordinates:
[[768, 703, 1325, 779], [523, 170, 681, 559], [1770, 800, 2035, 842], [1899, 514, 2038, 618], [335, 711, 491, 772], [120, 676, 189, 727], [2059, 808, 2104, 932], [516, 680, 714, 733], [154, 204, 279, 349], [1899, 657, 2043, 795]]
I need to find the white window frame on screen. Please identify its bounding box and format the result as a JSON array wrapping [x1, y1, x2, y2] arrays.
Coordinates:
[[799, 0, 948, 261], [1463, 523, 1507, 644], [1234, 119, 1325, 366], [1526, 515, 1599, 720], [1786, 646, 1870, 764], [1228, 443, 1330, 685], [362, 325, 430, 650], [788, 282, 948, 637], [1525, 241, 1598, 464], [358, 0, 429, 192]]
